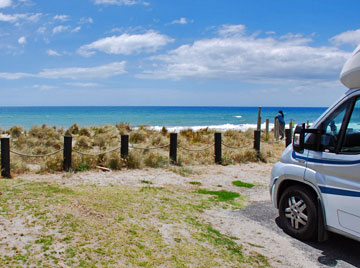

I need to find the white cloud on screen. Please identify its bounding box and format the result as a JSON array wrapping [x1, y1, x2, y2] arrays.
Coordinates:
[[0, 72, 31, 79], [93, 0, 149, 6], [65, 82, 100, 87], [37, 26, 46, 34], [0, 12, 41, 23], [78, 30, 173, 56], [139, 24, 350, 84], [330, 29, 360, 46], [52, 25, 81, 34], [46, 49, 61, 56], [71, 26, 81, 33], [218, 24, 246, 36], [53, 14, 69, 21], [39, 61, 127, 79], [32, 84, 56, 90], [52, 25, 70, 34], [18, 36, 26, 44], [0, 61, 127, 80], [79, 17, 93, 24], [0, 0, 11, 8], [170, 17, 189, 25], [265, 31, 276, 35]]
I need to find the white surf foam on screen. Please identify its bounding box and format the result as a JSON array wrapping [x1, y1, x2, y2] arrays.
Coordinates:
[[147, 123, 275, 133]]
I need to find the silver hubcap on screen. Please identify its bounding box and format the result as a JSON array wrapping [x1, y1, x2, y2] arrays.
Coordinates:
[[284, 196, 308, 229]]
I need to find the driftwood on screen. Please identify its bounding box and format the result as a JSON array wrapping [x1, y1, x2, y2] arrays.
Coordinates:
[[96, 166, 111, 172]]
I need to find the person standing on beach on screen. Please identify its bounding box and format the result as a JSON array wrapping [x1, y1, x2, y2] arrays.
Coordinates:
[[275, 110, 285, 140]]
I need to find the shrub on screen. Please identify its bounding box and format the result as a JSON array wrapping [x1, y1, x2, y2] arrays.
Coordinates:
[[79, 127, 91, 137], [10, 125, 23, 138], [116, 122, 131, 134], [144, 152, 167, 168], [161, 126, 168, 136], [124, 151, 143, 169], [105, 152, 122, 170], [76, 136, 91, 149], [67, 123, 79, 135], [130, 131, 146, 144], [44, 154, 63, 172], [10, 158, 29, 174]]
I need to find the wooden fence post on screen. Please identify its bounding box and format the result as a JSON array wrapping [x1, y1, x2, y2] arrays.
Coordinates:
[[121, 134, 129, 158], [285, 129, 292, 147], [274, 119, 279, 141], [306, 120, 310, 129], [63, 136, 72, 172], [257, 107, 262, 131], [170, 133, 177, 163], [1, 137, 11, 178], [254, 130, 261, 158], [214, 132, 222, 164], [265, 119, 269, 139]]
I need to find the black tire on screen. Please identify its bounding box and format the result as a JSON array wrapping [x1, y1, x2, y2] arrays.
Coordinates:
[[279, 185, 317, 240]]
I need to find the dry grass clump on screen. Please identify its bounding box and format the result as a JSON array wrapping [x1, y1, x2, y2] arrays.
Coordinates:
[[144, 152, 168, 168], [78, 126, 91, 137], [116, 122, 131, 134], [180, 128, 214, 144], [4, 124, 284, 174], [10, 156, 29, 173], [43, 153, 63, 172], [9, 125, 23, 138], [66, 123, 79, 135]]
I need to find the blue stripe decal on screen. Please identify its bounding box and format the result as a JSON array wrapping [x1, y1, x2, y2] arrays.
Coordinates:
[[292, 151, 360, 165], [319, 186, 360, 197]]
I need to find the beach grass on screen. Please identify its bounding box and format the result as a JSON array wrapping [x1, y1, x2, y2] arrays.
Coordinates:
[[4, 123, 284, 175], [0, 178, 270, 267]]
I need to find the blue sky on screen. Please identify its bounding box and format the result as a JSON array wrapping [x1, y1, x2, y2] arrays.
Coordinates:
[[0, 0, 360, 107]]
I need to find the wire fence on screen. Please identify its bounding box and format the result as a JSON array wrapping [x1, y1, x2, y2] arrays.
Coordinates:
[[73, 146, 121, 156], [130, 144, 170, 150], [221, 142, 251, 150], [0, 129, 286, 178], [178, 144, 214, 152], [10, 148, 63, 158]]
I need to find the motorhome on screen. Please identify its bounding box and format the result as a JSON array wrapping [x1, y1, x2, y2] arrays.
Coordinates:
[[270, 45, 360, 241]]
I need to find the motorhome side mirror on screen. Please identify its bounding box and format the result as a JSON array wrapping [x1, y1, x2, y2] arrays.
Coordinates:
[[293, 123, 305, 153]]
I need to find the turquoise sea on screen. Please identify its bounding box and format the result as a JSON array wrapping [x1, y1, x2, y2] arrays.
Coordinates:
[[0, 106, 327, 130]]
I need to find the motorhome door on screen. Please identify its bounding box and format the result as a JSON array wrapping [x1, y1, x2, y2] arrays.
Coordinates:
[[304, 96, 360, 237]]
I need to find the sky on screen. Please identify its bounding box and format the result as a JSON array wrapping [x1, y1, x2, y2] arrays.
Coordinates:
[[0, 0, 360, 107]]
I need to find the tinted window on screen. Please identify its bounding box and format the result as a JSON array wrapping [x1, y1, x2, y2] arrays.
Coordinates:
[[305, 99, 352, 152], [341, 98, 360, 153]]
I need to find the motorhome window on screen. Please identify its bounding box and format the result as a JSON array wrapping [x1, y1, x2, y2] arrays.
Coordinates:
[[341, 98, 360, 153], [319, 100, 352, 152]]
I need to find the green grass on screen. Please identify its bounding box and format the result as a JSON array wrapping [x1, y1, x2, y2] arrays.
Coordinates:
[[189, 181, 202, 185], [141, 180, 152, 184], [0, 178, 269, 267], [232, 180, 254, 188], [197, 189, 240, 201]]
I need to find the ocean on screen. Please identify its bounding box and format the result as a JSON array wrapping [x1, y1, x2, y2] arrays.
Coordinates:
[[0, 106, 327, 131]]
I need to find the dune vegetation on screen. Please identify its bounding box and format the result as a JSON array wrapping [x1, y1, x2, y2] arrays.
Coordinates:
[[2, 123, 284, 175]]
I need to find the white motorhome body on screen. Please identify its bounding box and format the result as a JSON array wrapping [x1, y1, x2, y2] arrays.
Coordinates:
[[270, 46, 360, 241]]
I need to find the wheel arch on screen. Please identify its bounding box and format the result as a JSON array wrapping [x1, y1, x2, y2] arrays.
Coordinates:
[[276, 178, 328, 241], [276, 179, 321, 208]]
